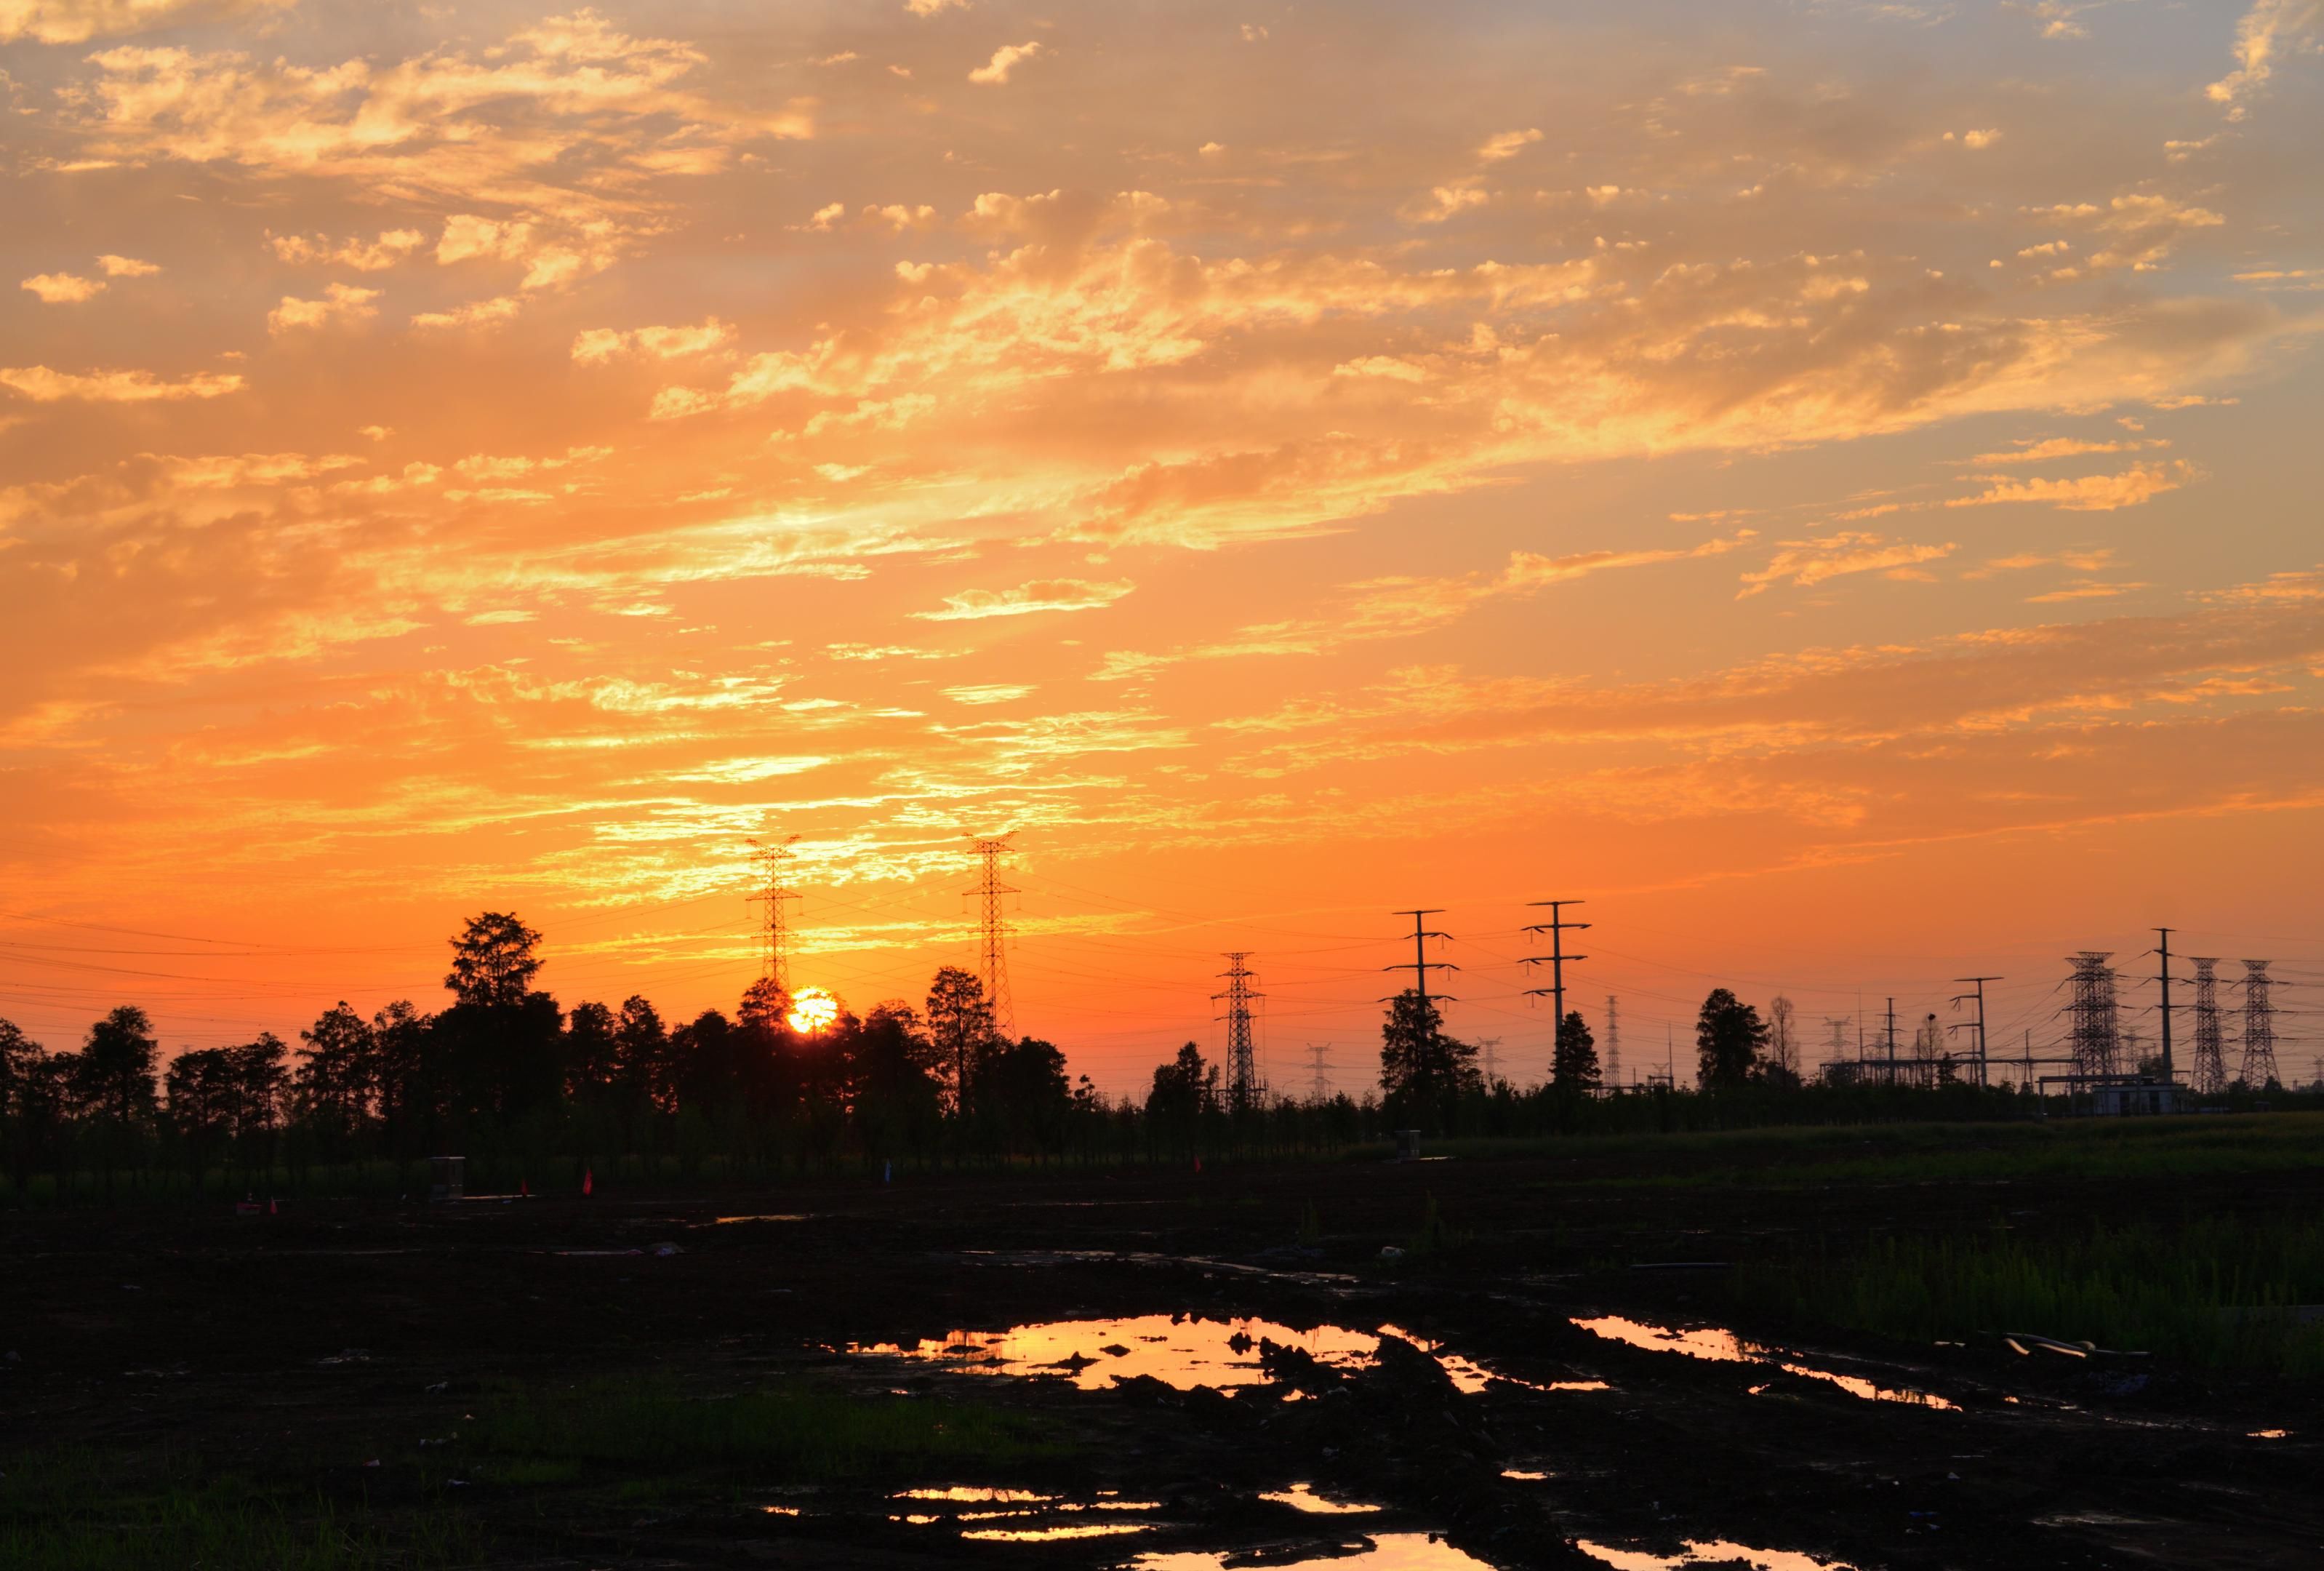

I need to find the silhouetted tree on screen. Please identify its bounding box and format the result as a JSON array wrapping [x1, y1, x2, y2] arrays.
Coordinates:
[[0, 1018, 51, 1198], [225, 1034, 289, 1176], [1146, 1042, 1217, 1145], [297, 1002, 376, 1141], [1378, 989, 1478, 1131], [926, 967, 993, 1112], [613, 994, 668, 1112], [670, 1008, 782, 1119], [444, 911, 544, 1008], [1695, 988, 1768, 1090], [849, 1002, 942, 1161], [1552, 1010, 1599, 1089], [972, 1037, 1071, 1159], [0, 1018, 40, 1114], [74, 1006, 160, 1126], [737, 978, 790, 1036], [1766, 995, 1798, 1080], [564, 1000, 619, 1103], [71, 1006, 159, 1197], [370, 1000, 428, 1155], [166, 1048, 235, 1187]]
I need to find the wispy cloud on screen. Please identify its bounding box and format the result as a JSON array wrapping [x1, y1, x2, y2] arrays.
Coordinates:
[[915, 578, 1134, 620]]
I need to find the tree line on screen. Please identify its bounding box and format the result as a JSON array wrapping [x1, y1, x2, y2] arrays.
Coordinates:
[[0, 912, 2054, 1204]]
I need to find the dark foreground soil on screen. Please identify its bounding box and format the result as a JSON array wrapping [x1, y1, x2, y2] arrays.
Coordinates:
[[4, 1143, 2320, 1569]]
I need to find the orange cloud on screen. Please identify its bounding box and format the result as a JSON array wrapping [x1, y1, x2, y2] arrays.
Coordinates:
[[914, 579, 1134, 620], [0, 365, 244, 401], [969, 41, 1043, 84], [267, 281, 380, 333], [1946, 460, 2201, 512], [20, 272, 103, 303], [0, 0, 294, 45]]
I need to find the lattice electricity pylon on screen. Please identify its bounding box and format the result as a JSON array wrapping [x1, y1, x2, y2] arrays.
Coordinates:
[[745, 832, 802, 995], [1305, 1042, 1334, 1099], [1214, 952, 1265, 1111], [2237, 959, 2279, 1089], [2189, 956, 2227, 1095], [965, 835, 1017, 1039], [1604, 995, 1622, 1087], [2065, 952, 2120, 1078]]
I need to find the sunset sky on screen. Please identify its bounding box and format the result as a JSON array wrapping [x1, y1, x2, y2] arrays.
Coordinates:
[[4, 0, 2322, 1090]]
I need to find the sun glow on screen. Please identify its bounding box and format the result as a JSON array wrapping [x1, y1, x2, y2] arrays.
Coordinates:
[[788, 986, 838, 1035]]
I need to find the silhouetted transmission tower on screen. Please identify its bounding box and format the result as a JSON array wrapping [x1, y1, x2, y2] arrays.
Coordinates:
[[745, 832, 801, 995], [966, 836, 1017, 1038], [1604, 995, 1621, 1087], [2238, 959, 2279, 1089], [2066, 952, 2120, 1078], [2189, 956, 2227, 1095], [1306, 1042, 1334, 1099], [1214, 952, 1265, 1111]]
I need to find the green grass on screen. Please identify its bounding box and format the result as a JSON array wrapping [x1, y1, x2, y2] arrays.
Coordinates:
[[476, 1375, 1054, 1480], [1730, 1215, 2324, 1375], [0, 1451, 477, 1571]]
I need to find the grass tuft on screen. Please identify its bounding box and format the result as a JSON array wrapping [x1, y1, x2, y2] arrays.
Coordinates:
[[1731, 1215, 2324, 1375]]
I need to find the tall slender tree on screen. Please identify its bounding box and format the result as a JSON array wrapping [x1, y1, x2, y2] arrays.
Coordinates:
[[926, 967, 994, 1112], [1552, 1010, 1600, 1089], [1378, 989, 1479, 1130]]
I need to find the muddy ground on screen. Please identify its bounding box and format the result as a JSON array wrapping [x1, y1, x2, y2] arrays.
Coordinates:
[[4, 1143, 2320, 1569]]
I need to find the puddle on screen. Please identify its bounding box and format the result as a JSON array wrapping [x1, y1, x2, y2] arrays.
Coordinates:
[[1579, 1540, 1855, 1571], [965, 1522, 1152, 1540], [885, 1487, 1163, 1543], [1501, 1468, 1552, 1480], [1573, 1317, 1957, 1410], [712, 1213, 812, 1225], [854, 1313, 1612, 1400], [896, 1487, 1056, 1503], [853, 1314, 1378, 1391], [1261, 1482, 1384, 1514], [1135, 1535, 1494, 1570], [1379, 1323, 1612, 1396]]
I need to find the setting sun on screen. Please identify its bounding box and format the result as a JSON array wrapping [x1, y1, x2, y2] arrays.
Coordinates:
[[787, 987, 838, 1037]]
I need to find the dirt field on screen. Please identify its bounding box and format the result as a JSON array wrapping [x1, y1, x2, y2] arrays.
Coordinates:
[[5, 1132, 2320, 1569]]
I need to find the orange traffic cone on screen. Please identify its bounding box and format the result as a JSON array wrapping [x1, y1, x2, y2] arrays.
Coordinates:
[[582, 1167, 594, 1197]]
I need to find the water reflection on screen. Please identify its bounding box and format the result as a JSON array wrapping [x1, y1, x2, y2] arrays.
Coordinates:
[[963, 1522, 1152, 1541], [1578, 1538, 1855, 1570], [854, 1314, 1378, 1391], [1261, 1482, 1384, 1514], [1572, 1316, 1957, 1410], [895, 1487, 1056, 1503], [854, 1313, 1615, 1402], [1135, 1534, 1495, 1570]]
